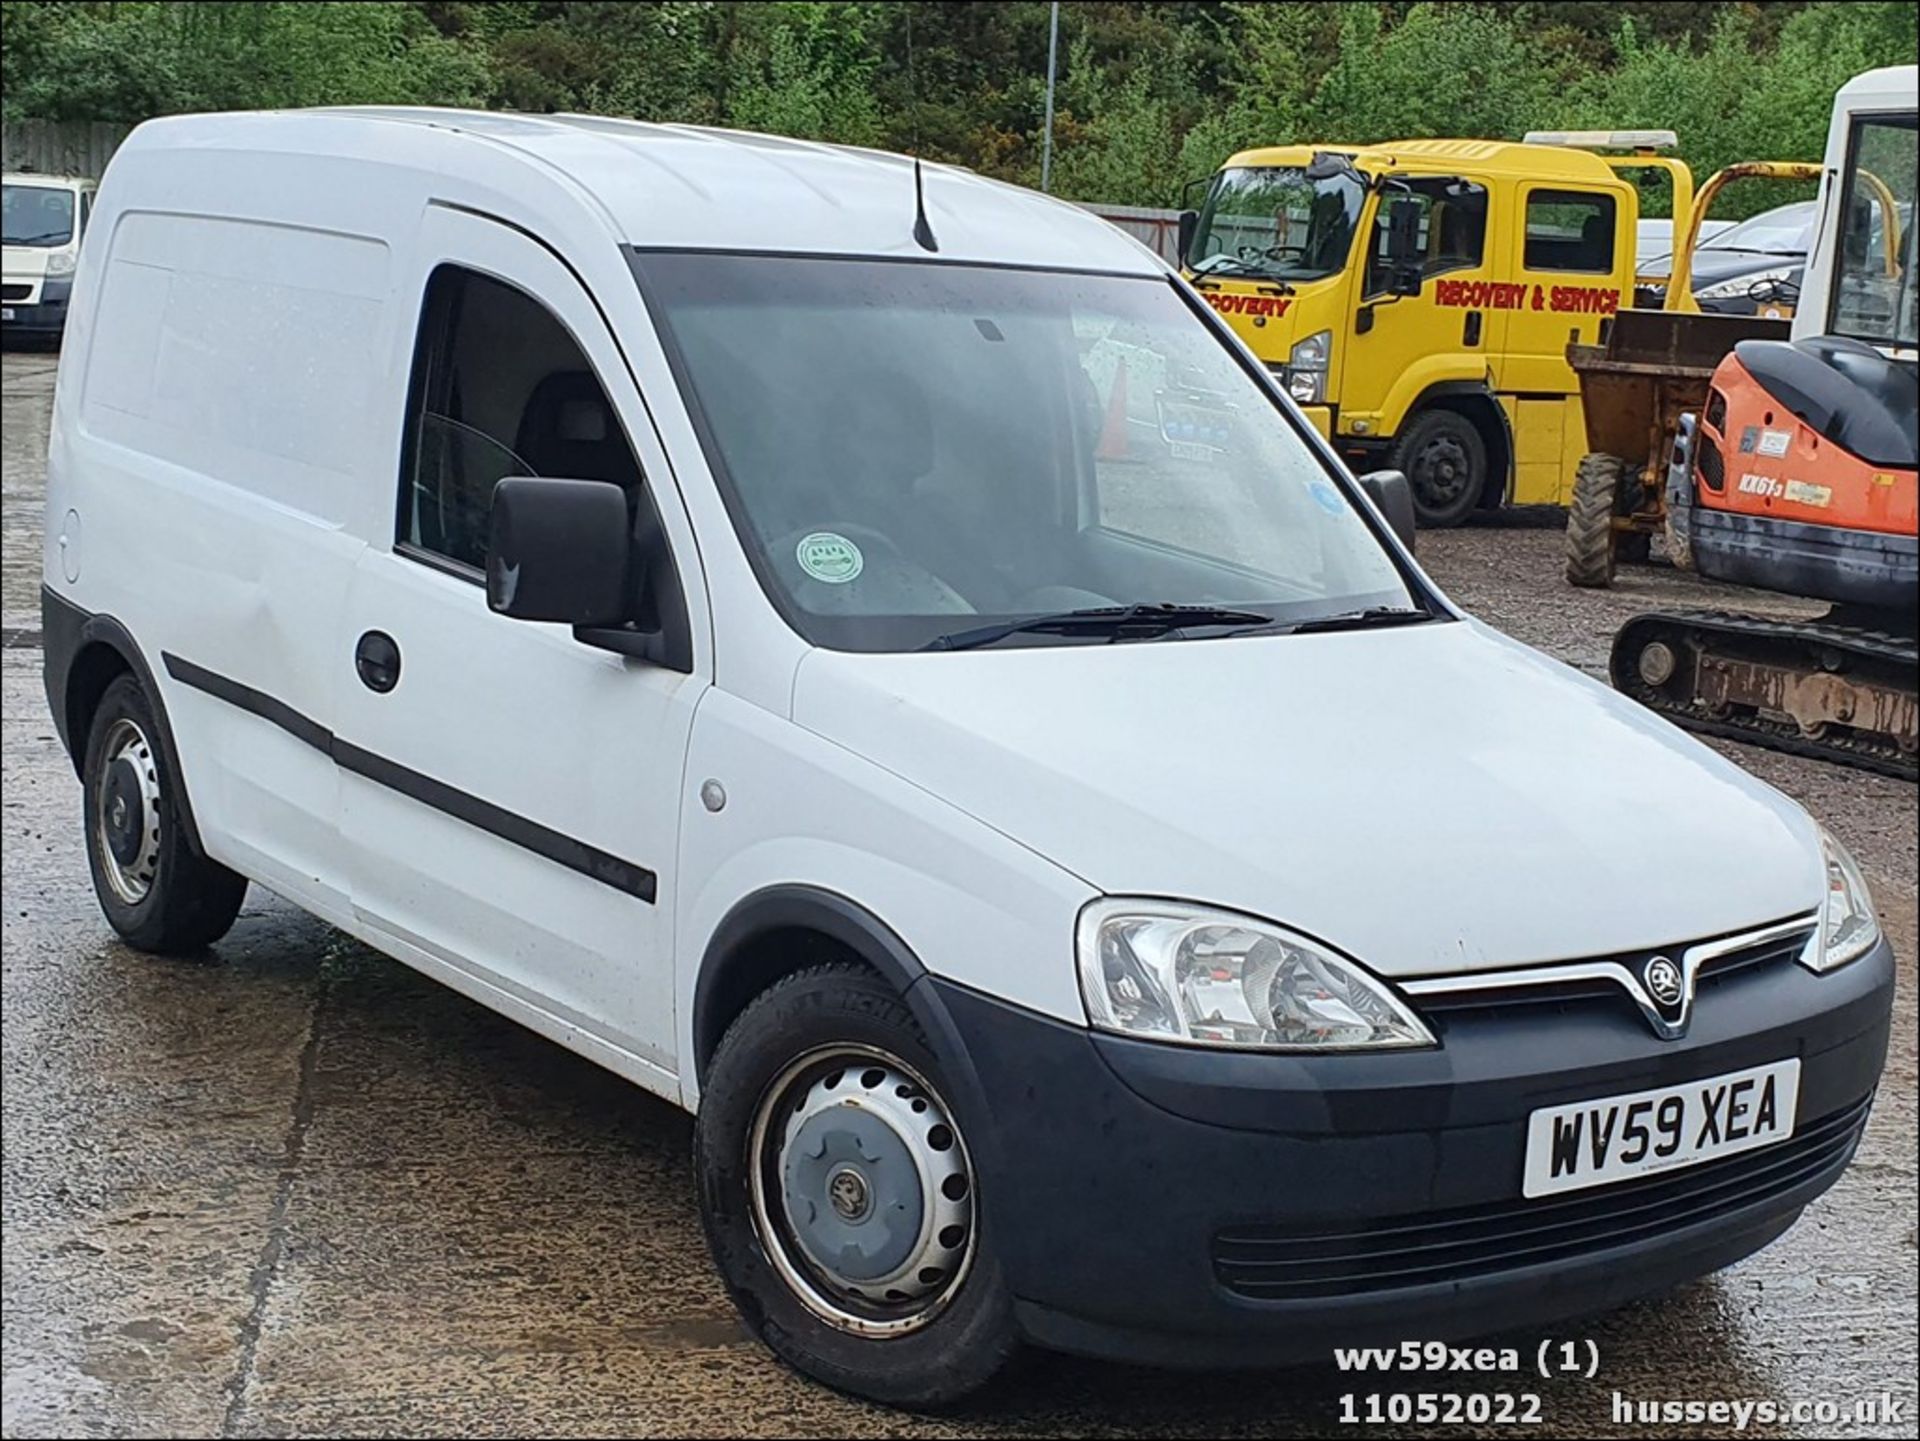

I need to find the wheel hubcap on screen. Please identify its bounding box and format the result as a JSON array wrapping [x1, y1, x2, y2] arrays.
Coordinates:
[[749, 1045, 976, 1336], [95, 718, 162, 905]]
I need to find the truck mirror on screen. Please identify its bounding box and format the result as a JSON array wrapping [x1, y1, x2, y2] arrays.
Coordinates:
[[1386, 198, 1425, 297], [1177, 210, 1199, 264]]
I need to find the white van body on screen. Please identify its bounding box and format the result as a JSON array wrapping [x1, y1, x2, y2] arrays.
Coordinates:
[[2, 171, 95, 336], [42, 109, 1892, 1405]]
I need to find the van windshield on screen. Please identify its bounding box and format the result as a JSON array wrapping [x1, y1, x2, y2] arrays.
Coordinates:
[[2, 184, 75, 247], [632, 254, 1418, 652], [1186, 166, 1365, 282]]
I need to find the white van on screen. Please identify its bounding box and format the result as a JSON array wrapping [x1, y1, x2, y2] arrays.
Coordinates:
[[41, 110, 1892, 1406], [3, 171, 96, 339]]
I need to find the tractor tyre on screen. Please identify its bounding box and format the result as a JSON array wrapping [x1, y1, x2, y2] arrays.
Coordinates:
[[1565, 453, 1631, 589]]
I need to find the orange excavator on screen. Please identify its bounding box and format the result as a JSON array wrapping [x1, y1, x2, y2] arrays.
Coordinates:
[[1609, 66, 1917, 777]]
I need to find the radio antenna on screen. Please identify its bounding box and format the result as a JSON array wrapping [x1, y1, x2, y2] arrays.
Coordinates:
[[912, 158, 939, 252]]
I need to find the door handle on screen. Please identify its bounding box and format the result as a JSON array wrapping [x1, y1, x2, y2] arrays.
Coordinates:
[[1463, 312, 1483, 347], [355, 630, 401, 693]]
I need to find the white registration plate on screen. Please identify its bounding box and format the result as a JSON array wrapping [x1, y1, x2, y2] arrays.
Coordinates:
[[1522, 1058, 1799, 1198], [0, 308, 14, 322]]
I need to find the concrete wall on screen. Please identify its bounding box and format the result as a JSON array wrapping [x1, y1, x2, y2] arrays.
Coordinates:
[[3, 120, 134, 181]]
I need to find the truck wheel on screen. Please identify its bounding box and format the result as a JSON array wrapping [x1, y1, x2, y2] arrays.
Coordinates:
[[695, 963, 1016, 1407], [1393, 409, 1486, 529], [81, 674, 247, 953], [1565, 453, 1631, 588]]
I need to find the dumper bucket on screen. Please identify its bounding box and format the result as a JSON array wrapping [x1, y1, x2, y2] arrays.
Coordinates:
[[1570, 309, 1789, 465]]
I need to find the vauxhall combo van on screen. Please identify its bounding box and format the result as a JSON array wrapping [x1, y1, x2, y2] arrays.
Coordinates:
[[42, 110, 1893, 1406]]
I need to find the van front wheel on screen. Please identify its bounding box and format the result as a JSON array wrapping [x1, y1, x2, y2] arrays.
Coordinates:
[[695, 964, 1017, 1406], [81, 674, 247, 953]]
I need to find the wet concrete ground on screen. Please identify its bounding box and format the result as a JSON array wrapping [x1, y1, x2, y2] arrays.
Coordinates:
[[2, 347, 1915, 1437]]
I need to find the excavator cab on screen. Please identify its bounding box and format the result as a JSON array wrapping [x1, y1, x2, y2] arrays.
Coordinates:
[[1611, 65, 1918, 778]]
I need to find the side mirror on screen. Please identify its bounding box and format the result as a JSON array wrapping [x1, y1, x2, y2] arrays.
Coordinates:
[[487, 477, 631, 627], [1177, 209, 1199, 264], [1386, 198, 1424, 297], [1358, 468, 1418, 552]]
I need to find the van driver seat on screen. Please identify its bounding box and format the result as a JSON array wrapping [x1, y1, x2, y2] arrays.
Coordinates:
[[515, 371, 642, 491]]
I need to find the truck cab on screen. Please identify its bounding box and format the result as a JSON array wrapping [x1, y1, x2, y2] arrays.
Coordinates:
[[1183, 139, 1644, 526]]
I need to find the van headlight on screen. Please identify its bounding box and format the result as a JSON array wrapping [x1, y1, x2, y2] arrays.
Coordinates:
[[46, 251, 78, 276], [1075, 899, 1434, 1051], [1282, 330, 1331, 405], [1809, 827, 1879, 972]]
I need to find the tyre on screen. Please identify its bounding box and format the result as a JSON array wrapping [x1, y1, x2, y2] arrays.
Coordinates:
[[1393, 408, 1488, 529], [696, 963, 1016, 1407], [81, 673, 247, 953], [1565, 452, 1632, 589]]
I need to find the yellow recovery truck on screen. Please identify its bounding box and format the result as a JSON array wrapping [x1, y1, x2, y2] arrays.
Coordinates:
[[1179, 131, 1699, 526]]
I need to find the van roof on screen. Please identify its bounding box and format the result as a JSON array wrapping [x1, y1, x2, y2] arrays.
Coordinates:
[[3, 172, 94, 188], [1223, 138, 1624, 182], [111, 107, 1163, 274]]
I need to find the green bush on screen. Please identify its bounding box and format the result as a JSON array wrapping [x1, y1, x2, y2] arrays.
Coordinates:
[[3, 0, 1911, 215]]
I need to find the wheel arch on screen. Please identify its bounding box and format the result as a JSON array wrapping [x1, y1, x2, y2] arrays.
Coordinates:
[[43, 589, 210, 857], [692, 886, 974, 1099], [1406, 382, 1514, 509]]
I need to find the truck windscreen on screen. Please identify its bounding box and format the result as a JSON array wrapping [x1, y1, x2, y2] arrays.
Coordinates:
[[1187, 167, 1365, 283]]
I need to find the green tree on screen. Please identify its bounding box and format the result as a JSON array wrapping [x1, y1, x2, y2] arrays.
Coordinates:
[[3, 0, 1915, 210], [725, 2, 885, 146]]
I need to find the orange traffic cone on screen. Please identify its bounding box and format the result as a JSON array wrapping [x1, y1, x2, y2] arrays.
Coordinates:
[[1096, 358, 1131, 461]]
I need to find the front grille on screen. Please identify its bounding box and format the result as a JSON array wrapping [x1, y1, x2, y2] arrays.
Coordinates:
[[0, 283, 30, 302], [1411, 925, 1811, 1024], [1214, 1094, 1870, 1300], [1697, 435, 1726, 491]]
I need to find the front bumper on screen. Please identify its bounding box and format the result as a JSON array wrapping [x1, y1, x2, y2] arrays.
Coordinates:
[[921, 934, 1893, 1367], [1, 276, 72, 334]]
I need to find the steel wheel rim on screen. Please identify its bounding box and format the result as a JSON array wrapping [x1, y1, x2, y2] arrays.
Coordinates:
[[94, 717, 162, 905], [1412, 432, 1473, 508], [747, 1043, 976, 1337]]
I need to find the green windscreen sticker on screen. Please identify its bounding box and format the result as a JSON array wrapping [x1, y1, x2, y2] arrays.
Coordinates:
[[796, 531, 864, 584]]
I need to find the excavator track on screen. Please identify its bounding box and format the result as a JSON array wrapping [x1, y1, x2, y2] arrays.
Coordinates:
[[1611, 610, 1918, 780]]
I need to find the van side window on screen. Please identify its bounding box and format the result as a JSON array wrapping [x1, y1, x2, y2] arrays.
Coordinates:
[[1525, 190, 1615, 273], [398, 265, 646, 572], [1364, 177, 1488, 297]]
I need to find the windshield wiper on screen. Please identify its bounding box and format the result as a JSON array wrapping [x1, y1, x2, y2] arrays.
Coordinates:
[[4, 230, 71, 246], [1223, 605, 1438, 639], [921, 603, 1273, 652]]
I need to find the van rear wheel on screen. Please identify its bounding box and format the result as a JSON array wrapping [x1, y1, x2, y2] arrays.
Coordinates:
[[81, 674, 247, 953], [695, 964, 1016, 1407]]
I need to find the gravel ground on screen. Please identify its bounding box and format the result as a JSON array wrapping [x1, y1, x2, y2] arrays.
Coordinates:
[[3, 346, 1915, 1438]]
